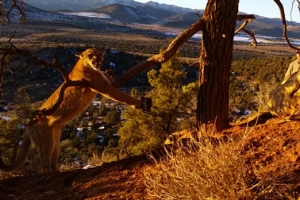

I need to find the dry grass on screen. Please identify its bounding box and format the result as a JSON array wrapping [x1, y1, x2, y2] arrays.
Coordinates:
[[144, 130, 251, 200], [59, 162, 81, 172], [144, 129, 300, 200], [87, 153, 104, 166], [254, 78, 279, 113], [59, 153, 104, 172]]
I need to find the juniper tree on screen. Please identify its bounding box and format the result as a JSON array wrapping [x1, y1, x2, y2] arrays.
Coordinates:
[[117, 51, 197, 156]]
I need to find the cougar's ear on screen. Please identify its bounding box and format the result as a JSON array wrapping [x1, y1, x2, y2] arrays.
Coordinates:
[[75, 53, 83, 58]]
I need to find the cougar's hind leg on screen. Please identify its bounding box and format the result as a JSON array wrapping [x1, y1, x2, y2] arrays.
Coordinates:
[[38, 127, 55, 173], [30, 126, 51, 172], [50, 126, 62, 172]]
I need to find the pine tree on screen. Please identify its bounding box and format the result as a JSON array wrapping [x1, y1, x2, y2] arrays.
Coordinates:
[[0, 89, 41, 173], [104, 106, 121, 127], [117, 51, 198, 156]]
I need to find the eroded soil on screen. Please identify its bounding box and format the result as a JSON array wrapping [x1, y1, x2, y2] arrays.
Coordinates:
[[1, 116, 300, 200]]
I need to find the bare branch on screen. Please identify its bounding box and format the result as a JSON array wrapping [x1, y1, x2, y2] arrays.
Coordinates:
[[235, 20, 249, 34], [0, 40, 88, 126], [236, 14, 256, 21], [150, 19, 205, 63], [113, 18, 206, 88], [5, 0, 26, 22], [185, 14, 258, 69], [189, 61, 200, 67], [235, 15, 255, 34], [8, 32, 18, 49], [273, 0, 299, 51], [27, 79, 88, 127], [235, 14, 257, 47], [0, 47, 69, 77], [196, 11, 202, 18], [291, 0, 296, 22], [241, 28, 257, 47]]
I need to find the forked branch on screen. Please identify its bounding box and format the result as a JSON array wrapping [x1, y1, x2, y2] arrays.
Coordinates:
[[235, 14, 257, 47], [3, 0, 26, 22]]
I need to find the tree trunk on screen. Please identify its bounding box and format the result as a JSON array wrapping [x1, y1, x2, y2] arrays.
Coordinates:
[[197, 0, 239, 131]]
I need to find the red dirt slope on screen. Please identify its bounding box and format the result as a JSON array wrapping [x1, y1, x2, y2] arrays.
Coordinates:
[[1, 115, 300, 199]]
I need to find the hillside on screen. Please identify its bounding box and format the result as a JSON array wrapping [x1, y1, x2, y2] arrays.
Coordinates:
[[1, 116, 300, 199], [2, 0, 298, 37], [164, 11, 201, 28], [90, 3, 162, 24], [2, 2, 300, 198], [24, 0, 195, 14]]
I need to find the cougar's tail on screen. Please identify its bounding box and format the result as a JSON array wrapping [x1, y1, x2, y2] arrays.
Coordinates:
[[0, 130, 31, 172]]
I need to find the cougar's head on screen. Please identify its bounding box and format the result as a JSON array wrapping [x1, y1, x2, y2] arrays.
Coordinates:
[[77, 48, 105, 70]]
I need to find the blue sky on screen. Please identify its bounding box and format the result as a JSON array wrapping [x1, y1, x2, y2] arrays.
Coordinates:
[[135, 0, 300, 22]]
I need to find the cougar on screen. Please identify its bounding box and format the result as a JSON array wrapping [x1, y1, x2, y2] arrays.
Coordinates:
[[0, 48, 151, 172]]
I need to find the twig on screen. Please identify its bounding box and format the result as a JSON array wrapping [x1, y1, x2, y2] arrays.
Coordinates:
[[235, 14, 257, 47], [273, 0, 300, 51], [6, 0, 26, 22]]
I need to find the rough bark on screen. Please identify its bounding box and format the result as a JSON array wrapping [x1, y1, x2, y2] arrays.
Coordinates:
[[197, 0, 239, 131]]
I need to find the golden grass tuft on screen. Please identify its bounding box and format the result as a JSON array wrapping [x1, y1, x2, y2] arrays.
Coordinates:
[[144, 128, 300, 200], [87, 153, 103, 166]]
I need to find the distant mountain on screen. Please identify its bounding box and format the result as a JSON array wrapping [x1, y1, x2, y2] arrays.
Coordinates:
[[163, 11, 300, 37], [135, 5, 178, 19], [3, 0, 69, 21], [3, 0, 109, 24], [7, 0, 300, 38], [89, 3, 162, 24], [24, 0, 196, 13], [164, 12, 202, 28], [143, 1, 196, 13]]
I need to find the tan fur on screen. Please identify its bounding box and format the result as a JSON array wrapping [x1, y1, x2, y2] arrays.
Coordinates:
[[268, 70, 300, 118], [0, 48, 142, 172]]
